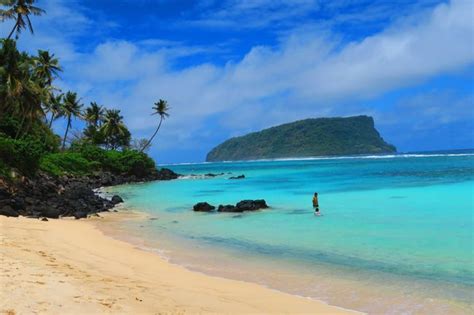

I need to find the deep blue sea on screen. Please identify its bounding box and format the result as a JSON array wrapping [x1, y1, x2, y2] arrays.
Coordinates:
[[104, 151, 474, 314]]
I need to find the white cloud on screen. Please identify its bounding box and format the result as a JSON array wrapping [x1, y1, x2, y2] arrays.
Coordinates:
[[190, 0, 319, 28], [9, 0, 474, 161]]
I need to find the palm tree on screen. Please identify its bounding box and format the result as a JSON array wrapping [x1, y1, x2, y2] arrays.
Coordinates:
[[0, 39, 25, 113], [0, 0, 45, 40], [61, 91, 82, 149], [45, 92, 64, 128], [0, 40, 44, 137], [84, 102, 104, 128], [100, 109, 130, 150], [33, 50, 61, 86], [139, 99, 170, 153]]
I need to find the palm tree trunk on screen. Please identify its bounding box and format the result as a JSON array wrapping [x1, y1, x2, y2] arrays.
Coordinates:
[[7, 23, 16, 40], [62, 117, 71, 150], [48, 113, 55, 129], [139, 117, 162, 153]]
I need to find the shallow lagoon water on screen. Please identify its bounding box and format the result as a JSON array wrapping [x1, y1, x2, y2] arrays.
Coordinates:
[[105, 152, 474, 314]]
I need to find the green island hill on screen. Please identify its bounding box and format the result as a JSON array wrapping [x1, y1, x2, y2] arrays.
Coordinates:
[[206, 115, 396, 162]]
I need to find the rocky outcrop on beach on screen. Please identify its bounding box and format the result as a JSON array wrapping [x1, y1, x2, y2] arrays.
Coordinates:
[[193, 199, 268, 213], [0, 168, 180, 219], [89, 168, 179, 186]]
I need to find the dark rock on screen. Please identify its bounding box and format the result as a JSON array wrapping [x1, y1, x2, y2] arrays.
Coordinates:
[[73, 210, 88, 219], [41, 207, 61, 219], [236, 199, 268, 211], [0, 164, 181, 219], [155, 168, 179, 180], [41, 217, 48, 221], [25, 196, 36, 205], [217, 204, 241, 212], [111, 195, 124, 205], [193, 202, 216, 212], [229, 174, 245, 180], [205, 173, 224, 177], [11, 197, 25, 210], [0, 187, 11, 199], [0, 205, 19, 217]]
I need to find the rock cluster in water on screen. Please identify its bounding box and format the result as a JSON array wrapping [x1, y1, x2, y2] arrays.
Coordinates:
[[229, 174, 245, 180], [193, 199, 268, 213], [0, 168, 179, 219]]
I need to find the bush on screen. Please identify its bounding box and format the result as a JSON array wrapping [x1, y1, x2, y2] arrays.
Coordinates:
[[39, 152, 100, 176], [69, 143, 156, 176], [116, 150, 156, 176], [0, 116, 60, 154], [0, 160, 10, 179], [0, 134, 46, 175]]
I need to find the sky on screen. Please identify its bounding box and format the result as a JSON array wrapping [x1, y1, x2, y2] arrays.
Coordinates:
[[1, 0, 473, 163]]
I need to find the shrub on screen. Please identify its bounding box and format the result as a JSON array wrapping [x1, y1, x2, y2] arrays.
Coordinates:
[[116, 150, 156, 177], [0, 134, 45, 175], [70, 143, 156, 176], [0, 117, 60, 154], [40, 153, 100, 176], [0, 160, 10, 179]]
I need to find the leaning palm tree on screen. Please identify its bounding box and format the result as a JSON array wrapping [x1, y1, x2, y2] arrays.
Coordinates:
[[45, 92, 64, 128], [84, 102, 104, 128], [61, 91, 82, 149], [0, 0, 45, 40], [100, 109, 130, 150], [139, 99, 170, 153], [33, 50, 61, 86]]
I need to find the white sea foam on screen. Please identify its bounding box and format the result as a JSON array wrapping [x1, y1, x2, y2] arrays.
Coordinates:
[[160, 152, 474, 166]]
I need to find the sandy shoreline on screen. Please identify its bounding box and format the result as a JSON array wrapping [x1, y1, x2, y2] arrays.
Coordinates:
[[0, 215, 358, 314]]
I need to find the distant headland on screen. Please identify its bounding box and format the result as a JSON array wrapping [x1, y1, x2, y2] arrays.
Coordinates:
[[206, 115, 396, 162]]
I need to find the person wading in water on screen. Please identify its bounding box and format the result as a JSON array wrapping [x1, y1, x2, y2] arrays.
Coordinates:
[[313, 192, 320, 216]]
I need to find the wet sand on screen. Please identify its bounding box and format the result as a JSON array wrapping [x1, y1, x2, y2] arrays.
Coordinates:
[[0, 215, 358, 314]]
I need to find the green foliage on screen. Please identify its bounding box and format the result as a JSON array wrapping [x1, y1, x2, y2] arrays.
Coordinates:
[[99, 109, 130, 150], [0, 115, 21, 138], [0, 114, 60, 153], [114, 150, 156, 176], [0, 134, 46, 175], [0, 159, 11, 179], [206, 116, 397, 161], [68, 144, 156, 176], [39, 152, 99, 176], [0, 6, 160, 180]]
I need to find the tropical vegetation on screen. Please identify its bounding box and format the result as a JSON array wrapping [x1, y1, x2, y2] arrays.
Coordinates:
[[0, 0, 169, 179]]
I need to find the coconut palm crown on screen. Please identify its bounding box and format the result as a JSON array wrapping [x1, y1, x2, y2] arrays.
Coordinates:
[[85, 102, 105, 128], [61, 91, 82, 149], [139, 99, 170, 153], [0, 0, 45, 40]]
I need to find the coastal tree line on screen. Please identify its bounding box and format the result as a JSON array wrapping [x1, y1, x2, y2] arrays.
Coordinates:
[[0, 0, 169, 178]]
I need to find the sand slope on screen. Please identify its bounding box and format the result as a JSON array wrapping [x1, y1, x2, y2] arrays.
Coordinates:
[[0, 216, 357, 314]]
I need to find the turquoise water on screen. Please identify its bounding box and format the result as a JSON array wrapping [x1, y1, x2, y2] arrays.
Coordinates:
[[106, 152, 474, 314]]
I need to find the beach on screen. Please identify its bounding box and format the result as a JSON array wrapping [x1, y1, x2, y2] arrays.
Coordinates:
[[0, 215, 355, 314]]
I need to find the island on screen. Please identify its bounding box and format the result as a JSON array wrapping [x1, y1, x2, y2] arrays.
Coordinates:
[[206, 115, 396, 161]]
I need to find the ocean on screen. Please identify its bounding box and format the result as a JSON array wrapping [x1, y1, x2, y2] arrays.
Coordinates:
[[103, 151, 474, 314]]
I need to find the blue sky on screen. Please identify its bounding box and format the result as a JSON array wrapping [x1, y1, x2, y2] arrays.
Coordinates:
[[1, 0, 473, 163]]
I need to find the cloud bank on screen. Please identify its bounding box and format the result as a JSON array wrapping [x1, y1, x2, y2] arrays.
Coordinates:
[[5, 0, 474, 162]]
